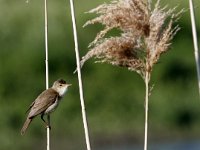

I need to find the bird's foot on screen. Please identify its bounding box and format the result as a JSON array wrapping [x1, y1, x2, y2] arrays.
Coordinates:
[[45, 125, 51, 130]]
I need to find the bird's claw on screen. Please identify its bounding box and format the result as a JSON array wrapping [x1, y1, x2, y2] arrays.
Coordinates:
[[45, 125, 51, 130]]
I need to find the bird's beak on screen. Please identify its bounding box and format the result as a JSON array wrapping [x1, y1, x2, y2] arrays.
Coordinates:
[[67, 84, 72, 87]]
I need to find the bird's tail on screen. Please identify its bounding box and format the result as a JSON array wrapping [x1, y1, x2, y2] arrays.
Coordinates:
[[21, 118, 32, 135]]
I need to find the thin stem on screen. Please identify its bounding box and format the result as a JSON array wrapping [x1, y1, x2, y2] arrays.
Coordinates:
[[144, 71, 150, 150], [47, 127, 50, 150], [147, 0, 151, 11], [69, 0, 92, 150], [44, 0, 50, 149], [44, 0, 49, 89], [189, 0, 200, 96]]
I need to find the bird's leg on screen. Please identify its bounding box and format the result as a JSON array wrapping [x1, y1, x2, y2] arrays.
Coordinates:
[[41, 114, 51, 129], [47, 114, 51, 130]]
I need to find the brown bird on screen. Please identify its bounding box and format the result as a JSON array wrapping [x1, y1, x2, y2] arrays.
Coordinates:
[[21, 79, 71, 135]]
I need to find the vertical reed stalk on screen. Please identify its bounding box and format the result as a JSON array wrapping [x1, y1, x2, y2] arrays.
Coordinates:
[[147, 0, 151, 11], [144, 71, 150, 150], [189, 0, 200, 96], [44, 0, 49, 89], [44, 0, 50, 149], [69, 0, 92, 150]]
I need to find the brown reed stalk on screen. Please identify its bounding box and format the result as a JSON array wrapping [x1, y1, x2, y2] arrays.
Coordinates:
[[81, 0, 182, 150]]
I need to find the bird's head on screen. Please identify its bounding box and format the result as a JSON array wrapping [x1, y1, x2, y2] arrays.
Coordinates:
[[52, 79, 72, 96]]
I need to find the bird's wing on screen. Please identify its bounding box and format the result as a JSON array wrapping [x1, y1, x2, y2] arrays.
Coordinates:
[[25, 101, 35, 113], [28, 88, 58, 118]]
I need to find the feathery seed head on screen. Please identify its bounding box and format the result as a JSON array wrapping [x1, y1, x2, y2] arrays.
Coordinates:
[[81, 0, 182, 78]]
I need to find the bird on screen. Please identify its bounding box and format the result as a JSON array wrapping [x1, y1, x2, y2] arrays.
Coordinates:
[[21, 79, 71, 135]]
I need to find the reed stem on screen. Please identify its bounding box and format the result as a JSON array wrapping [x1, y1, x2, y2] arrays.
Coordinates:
[[147, 0, 151, 11], [44, 0, 50, 149], [144, 71, 150, 150], [69, 0, 92, 150], [189, 0, 200, 96]]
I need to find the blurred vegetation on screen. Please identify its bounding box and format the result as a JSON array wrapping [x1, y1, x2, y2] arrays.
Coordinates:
[[0, 0, 200, 150]]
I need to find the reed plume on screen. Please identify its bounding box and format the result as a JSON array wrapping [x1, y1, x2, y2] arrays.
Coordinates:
[[81, 0, 182, 150]]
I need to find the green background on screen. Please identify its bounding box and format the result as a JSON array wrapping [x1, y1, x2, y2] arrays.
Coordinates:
[[0, 0, 200, 149]]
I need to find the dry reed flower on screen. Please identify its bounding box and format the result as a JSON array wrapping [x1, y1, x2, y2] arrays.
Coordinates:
[[84, 0, 150, 47], [81, 0, 182, 78], [81, 33, 145, 75]]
